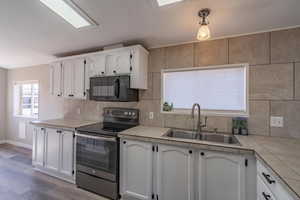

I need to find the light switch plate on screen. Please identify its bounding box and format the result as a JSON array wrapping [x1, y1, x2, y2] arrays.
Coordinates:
[[149, 112, 154, 120], [270, 116, 284, 127]]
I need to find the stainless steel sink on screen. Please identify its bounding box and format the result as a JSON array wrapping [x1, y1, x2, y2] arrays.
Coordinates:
[[164, 129, 240, 145]]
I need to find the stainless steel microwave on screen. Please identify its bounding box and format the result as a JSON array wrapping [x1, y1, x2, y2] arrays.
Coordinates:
[[89, 75, 139, 102]]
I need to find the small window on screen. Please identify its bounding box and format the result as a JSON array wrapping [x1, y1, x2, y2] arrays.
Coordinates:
[[162, 64, 249, 117], [13, 81, 39, 118]]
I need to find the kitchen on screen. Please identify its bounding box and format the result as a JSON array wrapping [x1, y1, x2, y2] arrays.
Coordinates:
[[0, 0, 300, 200]]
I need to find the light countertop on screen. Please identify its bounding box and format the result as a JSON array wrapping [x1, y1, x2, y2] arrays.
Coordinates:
[[30, 118, 99, 130], [119, 125, 300, 199]]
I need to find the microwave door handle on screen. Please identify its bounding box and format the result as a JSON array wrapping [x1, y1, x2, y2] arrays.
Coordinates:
[[114, 78, 120, 98]]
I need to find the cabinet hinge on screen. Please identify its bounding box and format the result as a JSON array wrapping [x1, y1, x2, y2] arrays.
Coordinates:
[[245, 159, 248, 167]]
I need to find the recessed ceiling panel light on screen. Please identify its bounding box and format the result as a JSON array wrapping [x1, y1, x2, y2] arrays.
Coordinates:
[[157, 0, 184, 7], [40, 0, 96, 28]]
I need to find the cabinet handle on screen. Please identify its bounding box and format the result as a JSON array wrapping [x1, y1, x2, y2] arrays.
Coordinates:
[[68, 94, 74, 97], [57, 94, 61, 97], [156, 194, 159, 200], [262, 172, 276, 184], [57, 130, 62, 134], [101, 72, 104, 74], [262, 192, 271, 200], [41, 128, 44, 131]]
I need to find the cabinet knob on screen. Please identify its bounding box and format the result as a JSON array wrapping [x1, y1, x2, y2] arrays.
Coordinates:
[[101, 72, 104, 74], [201, 152, 205, 156], [123, 141, 126, 144], [113, 70, 116, 73], [57, 94, 61, 97], [189, 150, 193, 154]]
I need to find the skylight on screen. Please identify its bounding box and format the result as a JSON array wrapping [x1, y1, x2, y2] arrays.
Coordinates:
[[40, 0, 95, 28], [157, 0, 184, 6]]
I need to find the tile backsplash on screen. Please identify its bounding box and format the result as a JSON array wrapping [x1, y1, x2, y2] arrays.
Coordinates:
[[63, 27, 300, 138]]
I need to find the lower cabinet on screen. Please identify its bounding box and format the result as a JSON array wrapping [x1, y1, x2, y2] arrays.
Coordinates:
[[32, 126, 75, 183], [120, 139, 252, 200], [198, 151, 246, 200]]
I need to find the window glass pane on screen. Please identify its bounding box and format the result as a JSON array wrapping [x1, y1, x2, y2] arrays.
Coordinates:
[[163, 66, 247, 112]]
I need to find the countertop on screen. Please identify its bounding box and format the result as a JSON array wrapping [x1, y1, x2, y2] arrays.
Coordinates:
[[30, 118, 99, 130], [119, 125, 300, 199]]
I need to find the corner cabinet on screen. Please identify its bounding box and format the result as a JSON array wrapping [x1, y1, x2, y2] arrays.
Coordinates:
[[32, 126, 75, 183], [120, 139, 255, 200]]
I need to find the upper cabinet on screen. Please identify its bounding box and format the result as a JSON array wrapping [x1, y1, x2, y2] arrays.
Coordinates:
[[50, 62, 63, 97], [50, 45, 149, 99], [62, 58, 86, 99]]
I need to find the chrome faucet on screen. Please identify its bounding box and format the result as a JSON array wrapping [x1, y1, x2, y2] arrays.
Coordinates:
[[191, 103, 207, 134]]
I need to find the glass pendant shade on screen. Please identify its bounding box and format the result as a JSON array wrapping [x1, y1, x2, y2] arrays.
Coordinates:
[[197, 24, 211, 41]]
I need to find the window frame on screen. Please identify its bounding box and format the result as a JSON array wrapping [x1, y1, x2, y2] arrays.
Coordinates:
[[13, 80, 40, 119], [161, 63, 249, 117]]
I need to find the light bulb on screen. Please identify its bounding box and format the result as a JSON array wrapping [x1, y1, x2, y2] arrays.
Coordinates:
[[197, 24, 211, 41]]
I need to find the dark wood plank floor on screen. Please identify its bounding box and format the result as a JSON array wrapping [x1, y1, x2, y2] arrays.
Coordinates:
[[0, 144, 108, 200]]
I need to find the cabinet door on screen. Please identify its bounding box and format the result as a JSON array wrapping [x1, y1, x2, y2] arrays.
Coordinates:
[[156, 144, 194, 200], [60, 131, 74, 177], [62, 60, 74, 98], [50, 62, 62, 97], [73, 58, 86, 99], [106, 50, 132, 75], [45, 128, 60, 171], [33, 127, 45, 167], [120, 140, 153, 200], [198, 151, 246, 200], [85, 54, 106, 90]]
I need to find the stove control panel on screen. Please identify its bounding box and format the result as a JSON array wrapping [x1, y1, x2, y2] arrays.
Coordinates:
[[103, 107, 139, 120]]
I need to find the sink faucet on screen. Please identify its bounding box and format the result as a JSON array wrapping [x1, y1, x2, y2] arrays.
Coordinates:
[[191, 103, 207, 134]]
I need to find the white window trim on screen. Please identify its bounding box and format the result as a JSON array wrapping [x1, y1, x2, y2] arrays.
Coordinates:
[[13, 80, 40, 119], [161, 63, 249, 117]]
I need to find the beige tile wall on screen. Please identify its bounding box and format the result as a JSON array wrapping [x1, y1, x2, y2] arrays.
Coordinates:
[[63, 27, 300, 138]]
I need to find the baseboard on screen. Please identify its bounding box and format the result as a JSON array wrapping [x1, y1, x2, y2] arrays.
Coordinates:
[[1, 140, 32, 150]]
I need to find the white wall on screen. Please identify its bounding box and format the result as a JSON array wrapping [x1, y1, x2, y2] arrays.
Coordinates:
[[0, 68, 7, 141], [6, 64, 64, 146]]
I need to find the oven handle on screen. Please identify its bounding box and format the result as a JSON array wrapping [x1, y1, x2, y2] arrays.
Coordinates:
[[75, 133, 117, 142]]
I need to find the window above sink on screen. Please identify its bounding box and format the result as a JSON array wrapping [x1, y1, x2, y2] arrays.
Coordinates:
[[161, 63, 249, 117]]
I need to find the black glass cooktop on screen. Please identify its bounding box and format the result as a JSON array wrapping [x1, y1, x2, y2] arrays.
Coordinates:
[[76, 123, 135, 137]]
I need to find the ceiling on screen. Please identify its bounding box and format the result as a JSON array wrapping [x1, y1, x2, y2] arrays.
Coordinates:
[[1, 0, 300, 68]]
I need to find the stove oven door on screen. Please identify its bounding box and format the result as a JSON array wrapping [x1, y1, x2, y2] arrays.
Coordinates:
[[76, 133, 118, 181]]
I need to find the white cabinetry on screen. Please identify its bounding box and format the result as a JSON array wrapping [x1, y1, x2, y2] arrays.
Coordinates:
[[50, 45, 148, 98], [120, 140, 195, 200], [106, 49, 132, 76], [156, 144, 194, 200], [32, 126, 75, 183], [257, 160, 294, 200], [120, 139, 253, 200], [120, 140, 153, 200], [50, 62, 63, 97], [198, 151, 246, 200], [45, 128, 60, 171], [62, 58, 86, 99], [32, 127, 46, 167]]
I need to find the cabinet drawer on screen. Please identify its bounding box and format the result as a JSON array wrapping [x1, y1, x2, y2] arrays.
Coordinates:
[[257, 160, 294, 200], [257, 175, 277, 200]]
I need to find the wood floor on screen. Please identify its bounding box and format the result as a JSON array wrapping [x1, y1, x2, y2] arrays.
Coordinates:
[[0, 144, 108, 200]]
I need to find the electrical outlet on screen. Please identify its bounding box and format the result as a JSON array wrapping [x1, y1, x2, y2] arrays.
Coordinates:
[[149, 112, 154, 120], [270, 116, 284, 127]]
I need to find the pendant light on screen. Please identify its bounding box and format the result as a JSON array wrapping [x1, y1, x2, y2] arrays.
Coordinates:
[[197, 8, 211, 41]]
